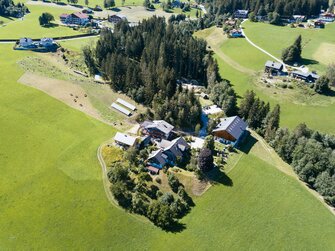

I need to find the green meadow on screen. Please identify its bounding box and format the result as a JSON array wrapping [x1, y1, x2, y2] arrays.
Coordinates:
[[242, 20, 335, 73], [0, 5, 84, 39], [0, 42, 335, 249], [196, 23, 335, 134]]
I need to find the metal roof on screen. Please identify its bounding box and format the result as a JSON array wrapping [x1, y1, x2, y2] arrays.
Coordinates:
[[116, 98, 136, 111], [265, 60, 283, 70], [114, 132, 137, 146], [213, 116, 247, 141], [111, 103, 131, 116], [145, 120, 174, 135]]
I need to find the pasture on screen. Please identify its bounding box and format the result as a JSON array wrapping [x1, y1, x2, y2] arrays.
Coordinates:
[[196, 27, 335, 134], [242, 21, 335, 73], [0, 4, 84, 39], [0, 42, 335, 249]]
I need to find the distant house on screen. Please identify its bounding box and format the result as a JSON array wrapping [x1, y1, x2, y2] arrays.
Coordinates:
[[314, 20, 325, 28], [230, 29, 244, 38], [60, 12, 89, 25], [108, 14, 127, 24], [147, 165, 160, 175], [234, 10, 249, 19], [213, 116, 248, 146], [291, 71, 319, 83], [265, 61, 284, 75], [19, 37, 34, 48], [114, 132, 138, 148], [202, 105, 223, 115], [40, 38, 54, 47], [319, 13, 335, 22], [292, 15, 307, 22], [140, 120, 174, 139]]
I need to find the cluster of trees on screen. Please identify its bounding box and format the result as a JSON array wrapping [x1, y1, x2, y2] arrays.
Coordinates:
[[270, 124, 335, 206], [312, 64, 335, 94], [39, 12, 54, 26], [282, 35, 302, 64], [0, 0, 28, 17], [84, 16, 219, 129], [108, 148, 194, 229], [207, 0, 328, 18], [209, 81, 238, 116], [239, 90, 280, 140]]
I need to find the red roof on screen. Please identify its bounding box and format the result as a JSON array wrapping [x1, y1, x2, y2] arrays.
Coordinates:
[[72, 12, 89, 19], [60, 13, 69, 18], [147, 166, 160, 174]]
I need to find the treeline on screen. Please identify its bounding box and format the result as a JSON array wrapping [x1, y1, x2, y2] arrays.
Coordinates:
[[236, 91, 334, 206], [271, 124, 335, 206], [207, 0, 328, 17], [0, 0, 28, 17], [83, 16, 221, 129]]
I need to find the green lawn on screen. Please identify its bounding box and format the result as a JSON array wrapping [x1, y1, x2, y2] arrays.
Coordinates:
[[1, 42, 335, 249], [242, 21, 335, 73], [0, 5, 84, 39]]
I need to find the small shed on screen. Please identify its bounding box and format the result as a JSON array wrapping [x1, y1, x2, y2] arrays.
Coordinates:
[[116, 98, 136, 111], [114, 132, 137, 148], [111, 103, 131, 116]]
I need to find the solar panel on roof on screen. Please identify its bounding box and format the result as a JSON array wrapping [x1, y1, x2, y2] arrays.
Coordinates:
[[111, 103, 131, 116], [116, 98, 136, 111]]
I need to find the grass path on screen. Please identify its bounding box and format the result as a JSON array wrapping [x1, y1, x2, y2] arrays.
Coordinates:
[[201, 28, 255, 74]]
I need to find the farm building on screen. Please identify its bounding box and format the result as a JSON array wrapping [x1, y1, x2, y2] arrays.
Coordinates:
[[264, 61, 284, 75], [291, 71, 319, 83], [40, 38, 54, 47], [111, 103, 132, 116], [60, 12, 89, 25], [147, 137, 190, 169], [147, 166, 160, 175], [116, 98, 136, 111], [230, 29, 244, 38], [200, 92, 209, 99], [202, 105, 223, 115], [114, 132, 137, 148], [234, 10, 249, 19], [319, 13, 335, 22], [291, 15, 307, 22], [147, 149, 169, 169], [213, 116, 248, 146], [108, 14, 127, 23], [314, 20, 325, 28], [19, 37, 34, 48], [140, 120, 174, 139]]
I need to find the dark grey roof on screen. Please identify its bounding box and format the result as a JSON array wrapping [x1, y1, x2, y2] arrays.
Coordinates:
[[148, 149, 168, 166], [213, 116, 247, 140], [265, 60, 283, 70], [143, 120, 174, 135]]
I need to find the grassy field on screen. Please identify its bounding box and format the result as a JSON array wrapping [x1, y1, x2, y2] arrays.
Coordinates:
[[242, 21, 335, 73], [0, 4, 84, 39], [1, 40, 335, 249], [196, 27, 335, 134]]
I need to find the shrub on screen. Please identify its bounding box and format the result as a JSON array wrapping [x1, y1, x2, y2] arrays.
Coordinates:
[[167, 172, 181, 193], [198, 148, 214, 172], [155, 177, 161, 184]]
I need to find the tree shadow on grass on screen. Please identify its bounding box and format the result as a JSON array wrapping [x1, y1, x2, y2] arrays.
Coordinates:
[[321, 88, 335, 97], [42, 23, 59, 28], [300, 58, 319, 66], [205, 166, 233, 186], [163, 221, 186, 233]]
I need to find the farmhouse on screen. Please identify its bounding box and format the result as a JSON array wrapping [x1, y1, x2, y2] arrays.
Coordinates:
[[314, 20, 325, 28], [213, 116, 248, 146], [230, 29, 244, 38], [291, 71, 319, 83], [234, 10, 249, 19], [140, 120, 174, 139], [319, 13, 335, 22], [19, 37, 34, 48], [147, 137, 190, 169], [60, 12, 89, 25], [147, 149, 169, 169], [264, 61, 284, 75], [291, 15, 307, 22], [108, 14, 127, 24], [114, 132, 138, 148], [202, 105, 223, 115], [40, 38, 54, 47]]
